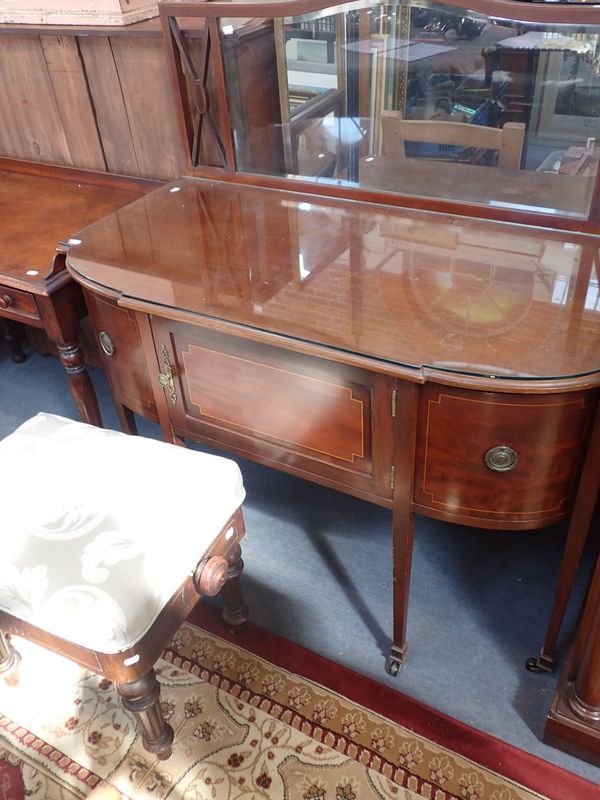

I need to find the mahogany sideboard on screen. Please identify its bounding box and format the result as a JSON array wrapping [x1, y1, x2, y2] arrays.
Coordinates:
[[146, 0, 600, 692], [65, 177, 600, 678], [17, 0, 598, 764], [0, 159, 152, 423]]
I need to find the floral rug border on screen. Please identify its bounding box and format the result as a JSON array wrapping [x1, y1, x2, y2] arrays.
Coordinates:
[[0, 714, 103, 795], [0, 623, 549, 800], [164, 627, 546, 800], [165, 649, 456, 800]]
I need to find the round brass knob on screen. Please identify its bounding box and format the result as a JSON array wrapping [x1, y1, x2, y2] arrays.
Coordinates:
[[99, 331, 115, 357], [0, 294, 13, 310], [484, 445, 519, 473]]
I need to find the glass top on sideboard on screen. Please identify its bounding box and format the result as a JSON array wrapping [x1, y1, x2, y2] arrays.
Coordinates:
[[162, 0, 600, 220], [67, 177, 600, 383]]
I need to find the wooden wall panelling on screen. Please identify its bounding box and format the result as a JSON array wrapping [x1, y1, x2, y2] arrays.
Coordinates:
[[0, 51, 16, 156], [38, 35, 107, 171], [109, 36, 182, 180], [0, 35, 72, 164], [1, 30, 182, 180], [77, 36, 143, 177]]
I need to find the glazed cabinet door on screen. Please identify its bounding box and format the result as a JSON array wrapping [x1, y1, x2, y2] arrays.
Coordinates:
[[150, 318, 395, 504]]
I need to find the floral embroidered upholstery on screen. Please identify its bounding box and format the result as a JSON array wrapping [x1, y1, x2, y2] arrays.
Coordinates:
[[0, 413, 245, 654]]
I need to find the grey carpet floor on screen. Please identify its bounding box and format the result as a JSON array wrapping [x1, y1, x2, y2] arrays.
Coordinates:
[[1, 346, 598, 787]]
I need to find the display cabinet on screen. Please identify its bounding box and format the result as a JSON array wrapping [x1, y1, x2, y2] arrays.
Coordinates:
[[61, 0, 600, 764]]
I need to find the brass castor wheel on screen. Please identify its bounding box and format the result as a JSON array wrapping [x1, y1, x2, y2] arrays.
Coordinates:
[[525, 654, 555, 674], [386, 657, 401, 677]]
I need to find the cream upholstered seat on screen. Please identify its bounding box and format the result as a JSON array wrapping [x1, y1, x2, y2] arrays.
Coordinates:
[[0, 412, 248, 760]]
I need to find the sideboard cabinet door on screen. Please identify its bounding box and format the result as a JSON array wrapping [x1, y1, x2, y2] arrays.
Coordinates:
[[84, 290, 158, 422], [150, 319, 395, 503]]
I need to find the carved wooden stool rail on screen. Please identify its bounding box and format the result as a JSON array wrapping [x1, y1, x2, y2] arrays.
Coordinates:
[[0, 413, 248, 761]]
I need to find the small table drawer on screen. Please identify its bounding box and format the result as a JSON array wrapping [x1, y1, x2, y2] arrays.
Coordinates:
[[0, 286, 40, 321]]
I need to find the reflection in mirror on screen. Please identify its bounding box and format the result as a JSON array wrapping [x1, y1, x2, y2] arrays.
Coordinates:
[[219, 0, 600, 218]]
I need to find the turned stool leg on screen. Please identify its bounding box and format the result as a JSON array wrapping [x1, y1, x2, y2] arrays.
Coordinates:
[[0, 632, 20, 686], [222, 536, 249, 629], [116, 669, 174, 760]]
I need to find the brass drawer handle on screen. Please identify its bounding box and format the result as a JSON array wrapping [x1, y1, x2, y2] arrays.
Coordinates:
[[0, 294, 13, 310], [99, 331, 115, 357], [484, 445, 519, 473], [157, 345, 177, 405]]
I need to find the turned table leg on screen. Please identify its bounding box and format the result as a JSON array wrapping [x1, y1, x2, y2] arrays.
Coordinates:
[[117, 670, 174, 760], [57, 342, 103, 427], [37, 283, 103, 428], [0, 318, 26, 363]]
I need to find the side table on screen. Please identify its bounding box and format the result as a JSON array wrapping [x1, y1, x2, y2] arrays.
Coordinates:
[[0, 160, 154, 424]]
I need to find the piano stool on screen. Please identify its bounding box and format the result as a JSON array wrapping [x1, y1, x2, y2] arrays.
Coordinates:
[[0, 412, 248, 760]]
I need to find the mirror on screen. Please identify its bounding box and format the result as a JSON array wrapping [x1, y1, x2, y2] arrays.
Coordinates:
[[218, 0, 600, 218]]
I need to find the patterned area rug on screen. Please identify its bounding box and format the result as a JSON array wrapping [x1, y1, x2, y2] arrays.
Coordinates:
[[0, 616, 594, 800]]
